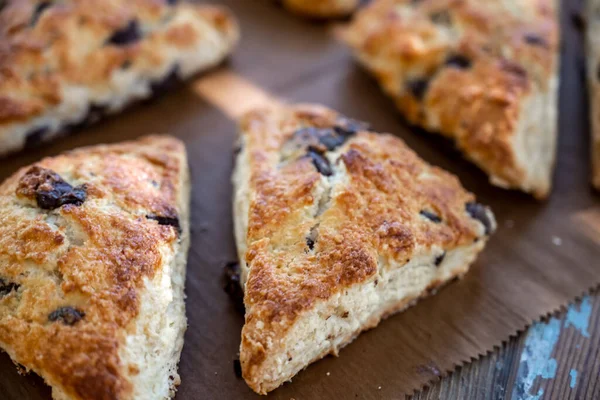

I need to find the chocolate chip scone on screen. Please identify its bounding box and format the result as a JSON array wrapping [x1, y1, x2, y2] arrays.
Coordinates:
[[276, 0, 359, 18], [232, 104, 496, 394], [0, 135, 190, 400], [341, 0, 559, 199], [587, 0, 600, 189], [0, 0, 238, 157]]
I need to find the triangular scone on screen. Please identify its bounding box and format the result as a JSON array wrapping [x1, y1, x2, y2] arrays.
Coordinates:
[[0, 136, 190, 400], [587, 0, 600, 189], [341, 0, 559, 199], [232, 104, 495, 394], [277, 0, 359, 18], [0, 1, 238, 156]]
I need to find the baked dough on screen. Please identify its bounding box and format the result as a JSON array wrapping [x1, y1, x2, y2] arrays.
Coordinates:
[[341, 0, 559, 199], [232, 103, 495, 394], [0, 135, 190, 400], [587, 0, 600, 189], [278, 0, 359, 18], [0, 0, 238, 156]]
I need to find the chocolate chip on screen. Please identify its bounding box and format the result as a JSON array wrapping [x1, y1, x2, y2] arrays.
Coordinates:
[[222, 261, 245, 313], [294, 126, 354, 152], [106, 20, 141, 46], [0, 0, 6, 13], [48, 307, 85, 325], [30, 1, 52, 26], [233, 359, 242, 379], [434, 252, 446, 266], [406, 78, 430, 100], [430, 10, 451, 25], [0, 278, 19, 297], [36, 181, 86, 210], [420, 210, 442, 223], [523, 33, 547, 47], [466, 202, 493, 235], [24, 126, 49, 149], [18, 167, 87, 210], [571, 12, 585, 32], [307, 147, 333, 176], [334, 117, 369, 136], [445, 54, 471, 69], [146, 214, 181, 234], [166, 0, 178, 4], [596, 63, 600, 81], [150, 66, 181, 97], [306, 237, 315, 250]]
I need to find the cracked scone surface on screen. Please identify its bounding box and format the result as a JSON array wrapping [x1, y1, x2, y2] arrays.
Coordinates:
[[0, 135, 190, 400], [0, 0, 238, 156], [277, 0, 359, 18], [232, 104, 496, 394], [341, 0, 559, 199], [587, 0, 600, 189]]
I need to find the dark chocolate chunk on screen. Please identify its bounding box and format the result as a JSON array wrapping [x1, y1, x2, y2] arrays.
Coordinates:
[[434, 252, 446, 267], [48, 307, 85, 325], [334, 117, 369, 136], [24, 126, 49, 149], [523, 33, 547, 47], [0, 278, 19, 297], [222, 261, 244, 313], [306, 237, 315, 250], [430, 10, 451, 25], [445, 54, 472, 69], [420, 210, 442, 223], [406, 78, 430, 100], [233, 359, 242, 379], [0, 0, 6, 13], [307, 147, 333, 176], [150, 66, 181, 97], [36, 181, 87, 210], [18, 167, 87, 210], [571, 12, 585, 32], [146, 214, 181, 234], [166, 0, 178, 4], [596, 63, 600, 81], [106, 20, 141, 46], [294, 127, 353, 151], [466, 202, 493, 235], [30, 1, 52, 26]]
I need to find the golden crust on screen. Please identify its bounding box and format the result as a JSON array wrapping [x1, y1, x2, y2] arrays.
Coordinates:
[[0, 0, 238, 155], [341, 0, 559, 198], [236, 104, 494, 392], [0, 135, 188, 400], [279, 0, 359, 18]]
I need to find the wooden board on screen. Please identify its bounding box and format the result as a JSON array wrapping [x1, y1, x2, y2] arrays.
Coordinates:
[[0, 0, 599, 398]]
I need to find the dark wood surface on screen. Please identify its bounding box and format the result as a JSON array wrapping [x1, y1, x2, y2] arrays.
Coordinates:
[[414, 291, 600, 400], [0, 0, 599, 399]]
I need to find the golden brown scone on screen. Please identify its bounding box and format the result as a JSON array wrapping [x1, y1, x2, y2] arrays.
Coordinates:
[[0, 135, 191, 400], [277, 0, 359, 18], [341, 0, 560, 199], [0, 0, 238, 156], [232, 104, 495, 394], [587, 0, 600, 189]]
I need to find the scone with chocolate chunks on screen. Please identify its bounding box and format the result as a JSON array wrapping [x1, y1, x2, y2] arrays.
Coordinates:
[[0, 136, 190, 400], [0, 0, 238, 156], [341, 0, 559, 199], [587, 0, 600, 189], [276, 0, 359, 18], [232, 104, 495, 394]]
